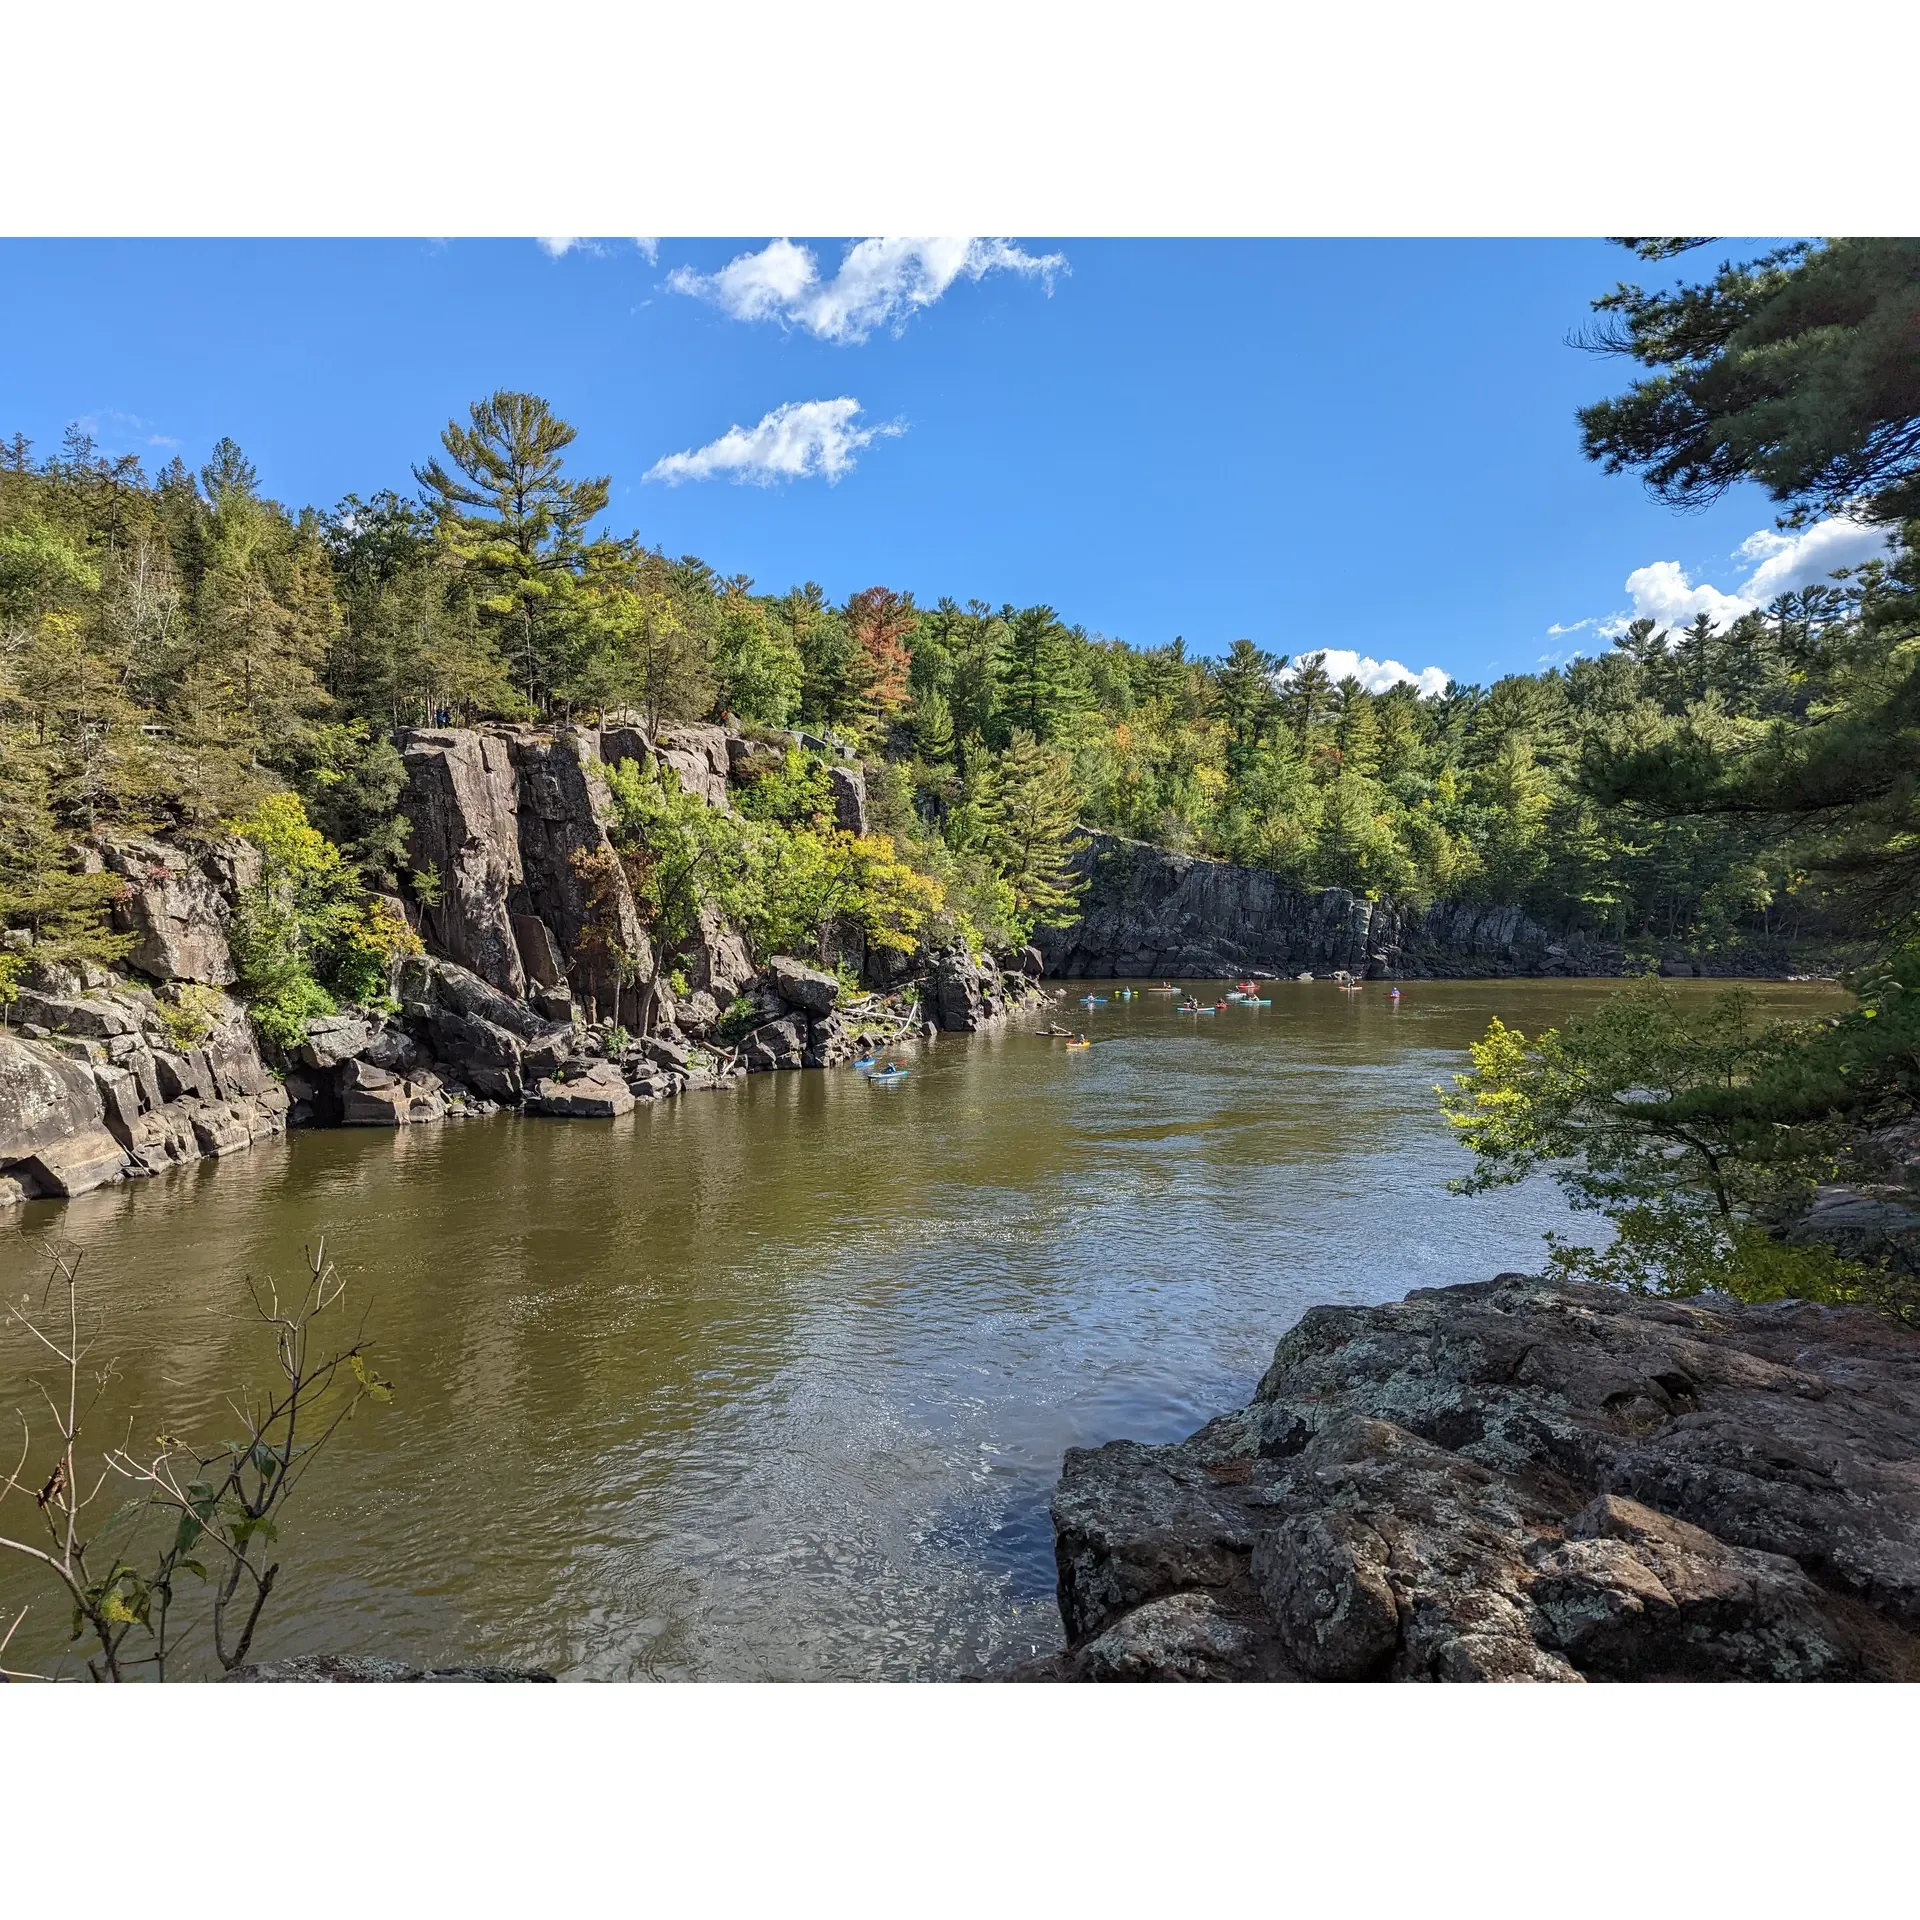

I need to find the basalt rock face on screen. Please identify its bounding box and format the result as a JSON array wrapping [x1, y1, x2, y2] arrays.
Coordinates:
[[399, 723, 776, 1017], [1, 977, 288, 1203], [398, 729, 529, 999], [1035, 832, 1619, 980], [101, 835, 259, 985], [1034, 1277, 1920, 1682]]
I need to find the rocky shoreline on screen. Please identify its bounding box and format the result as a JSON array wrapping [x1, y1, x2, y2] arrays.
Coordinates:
[[1021, 1275, 1920, 1681], [1035, 830, 1846, 982], [1, 716, 1047, 1207]]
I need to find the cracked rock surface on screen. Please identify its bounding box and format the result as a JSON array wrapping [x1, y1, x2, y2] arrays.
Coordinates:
[[1028, 1276, 1920, 1681]]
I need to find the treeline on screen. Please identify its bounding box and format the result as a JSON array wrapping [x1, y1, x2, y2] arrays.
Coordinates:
[[3, 292, 1914, 987]]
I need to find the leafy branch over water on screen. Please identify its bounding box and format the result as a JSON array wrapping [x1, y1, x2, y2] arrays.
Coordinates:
[[0, 1239, 389, 1680]]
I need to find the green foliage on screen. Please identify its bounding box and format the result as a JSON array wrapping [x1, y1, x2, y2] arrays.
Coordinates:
[[1439, 976, 1916, 1316], [1578, 238, 1920, 526], [154, 982, 223, 1050], [228, 791, 404, 1045], [958, 729, 1087, 941]]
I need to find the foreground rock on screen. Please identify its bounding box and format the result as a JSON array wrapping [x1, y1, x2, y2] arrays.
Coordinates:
[[1031, 1276, 1920, 1682]]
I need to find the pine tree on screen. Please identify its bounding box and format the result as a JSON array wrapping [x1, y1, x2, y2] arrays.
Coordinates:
[[969, 729, 1087, 938], [414, 392, 610, 714]]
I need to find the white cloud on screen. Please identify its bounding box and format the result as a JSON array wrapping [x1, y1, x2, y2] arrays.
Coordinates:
[[1281, 648, 1451, 698], [1578, 517, 1893, 641], [634, 238, 659, 264], [537, 237, 582, 257], [75, 408, 177, 453], [644, 398, 903, 487], [1734, 518, 1889, 600], [666, 236, 1067, 343]]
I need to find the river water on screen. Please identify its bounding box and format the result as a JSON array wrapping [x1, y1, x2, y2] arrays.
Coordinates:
[[0, 977, 1843, 1679]]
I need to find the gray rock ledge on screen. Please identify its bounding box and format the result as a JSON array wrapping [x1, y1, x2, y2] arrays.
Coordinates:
[[1023, 1275, 1920, 1682]]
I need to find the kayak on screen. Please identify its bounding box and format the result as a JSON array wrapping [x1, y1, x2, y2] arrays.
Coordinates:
[[1065, 1039, 1091, 1050], [870, 1069, 909, 1085], [854, 1058, 878, 1072]]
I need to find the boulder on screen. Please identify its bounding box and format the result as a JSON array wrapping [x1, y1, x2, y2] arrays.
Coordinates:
[[298, 1013, 381, 1071], [923, 949, 1007, 1033], [20, 1126, 131, 1197], [638, 1035, 693, 1073], [429, 1010, 523, 1102], [511, 913, 568, 991], [768, 956, 839, 1016], [341, 1061, 447, 1126], [677, 989, 722, 1037], [151, 1048, 211, 1103], [1033, 1276, 1920, 1682], [123, 1103, 202, 1174], [188, 1101, 256, 1157], [739, 1013, 807, 1072], [804, 1012, 857, 1069], [1, 1032, 108, 1167], [100, 836, 244, 985], [528, 1061, 635, 1117]]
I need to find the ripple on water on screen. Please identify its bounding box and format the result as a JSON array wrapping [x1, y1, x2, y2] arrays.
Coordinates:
[[0, 978, 1847, 1677]]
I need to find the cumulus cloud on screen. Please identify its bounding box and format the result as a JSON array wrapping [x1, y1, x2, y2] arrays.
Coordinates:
[[644, 397, 902, 487], [1582, 517, 1893, 641], [1281, 648, 1452, 698], [536, 236, 583, 257], [666, 236, 1068, 343], [634, 237, 659, 264]]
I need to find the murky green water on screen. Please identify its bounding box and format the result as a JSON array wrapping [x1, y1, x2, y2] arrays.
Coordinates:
[[0, 977, 1843, 1679]]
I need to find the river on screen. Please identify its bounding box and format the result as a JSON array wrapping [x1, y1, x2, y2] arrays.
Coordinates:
[[0, 976, 1844, 1679]]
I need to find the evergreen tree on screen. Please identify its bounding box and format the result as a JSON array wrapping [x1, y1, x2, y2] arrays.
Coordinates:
[[967, 730, 1087, 939], [414, 391, 609, 713]]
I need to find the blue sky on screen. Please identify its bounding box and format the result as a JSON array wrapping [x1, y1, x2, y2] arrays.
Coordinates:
[[0, 237, 1886, 690]]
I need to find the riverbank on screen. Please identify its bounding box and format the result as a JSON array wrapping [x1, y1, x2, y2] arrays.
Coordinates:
[[1023, 1273, 1920, 1681]]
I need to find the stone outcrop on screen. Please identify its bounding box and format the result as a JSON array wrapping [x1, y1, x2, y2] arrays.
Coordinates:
[[768, 955, 839, 1016], [923, 948, 1017, 1032], [398, 729, 529, 999], [828, 763, 868, 836], [101, 835, 257, 985], [2, 976, 288, 1203], [1035, 832, 1619, 980], [653, 724, 731, 810], [1789, 1118, 1920, 1287], [1031, 1276, 1920, 1682]]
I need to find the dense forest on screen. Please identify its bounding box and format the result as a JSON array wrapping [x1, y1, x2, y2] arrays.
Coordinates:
[[2, 240, 1915, 991]]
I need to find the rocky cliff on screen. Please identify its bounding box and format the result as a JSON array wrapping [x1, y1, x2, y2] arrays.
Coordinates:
[[1035, 832, 1619, 979], [2, 721, 1043, 1207], [1026, 1276, 1920, 1681]]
